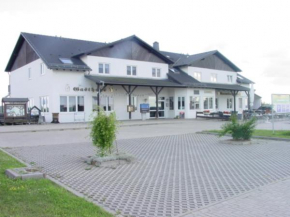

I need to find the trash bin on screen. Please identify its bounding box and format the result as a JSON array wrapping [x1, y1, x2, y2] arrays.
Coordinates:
[[179, 112, 185, 119], [237, 113, 242, 120], [51, 113, 60, 123]]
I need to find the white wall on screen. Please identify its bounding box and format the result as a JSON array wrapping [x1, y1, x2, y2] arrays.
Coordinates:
[[10, 59, 54, 122], [83, 56, 169, 79], [184, 66, 237, 84]]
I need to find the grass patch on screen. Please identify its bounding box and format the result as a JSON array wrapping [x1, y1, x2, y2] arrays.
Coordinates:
[[0, 150, 113, 217], [206, 130, 290, 139]]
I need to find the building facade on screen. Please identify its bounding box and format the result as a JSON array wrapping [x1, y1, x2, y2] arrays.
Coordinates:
[[5, 33, 255, 122]]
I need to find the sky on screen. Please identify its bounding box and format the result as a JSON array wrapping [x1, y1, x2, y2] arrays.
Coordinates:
[[0, 0, 289, 103]]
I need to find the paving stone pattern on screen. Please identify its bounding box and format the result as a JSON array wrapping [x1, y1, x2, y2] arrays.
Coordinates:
[[181, 178, 290, 217], [6, 134, 290, 217]]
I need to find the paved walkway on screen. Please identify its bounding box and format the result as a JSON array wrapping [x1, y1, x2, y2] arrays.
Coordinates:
[[181, 178, 290, 217], [5, 134, 290, 217], [1, 119, 289, 133]]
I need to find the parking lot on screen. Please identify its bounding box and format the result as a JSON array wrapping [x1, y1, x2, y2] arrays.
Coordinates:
[[1, 119, 290, 216]]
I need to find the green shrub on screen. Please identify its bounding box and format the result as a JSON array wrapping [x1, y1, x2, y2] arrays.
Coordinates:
[[219, 115, 256, 140], [90, 109, 118, 157]]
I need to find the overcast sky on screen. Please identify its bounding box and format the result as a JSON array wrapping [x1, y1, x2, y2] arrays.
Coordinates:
[[0, 0, 289, 103]]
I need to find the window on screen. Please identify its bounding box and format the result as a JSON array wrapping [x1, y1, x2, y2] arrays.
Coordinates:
[[127, 66, 137, 76], [169, 97, 174, 110], [78, 96, 84, 111], [194, 90, 200, 95], [190, 96, 200, 110], [227, 98, 233, 109], [28, 68, 32, 79], [40, 63, 46, 75], [239, 98, 243, 109], [152, 68, 161, 77], [210, 73, 217, 82], [227, 75, 233, 83], [69, 96, 76, 112], [127, 96, 137, 110], [59, 58, 73, 64], [203, 97, 213, 109], [60, 96, 85, 112], [40, 96, 49, 112], [99, 63, 110, 74], [215, 98, 218, 109], [60, 96, 67, 112], [97, 96, 114, 111], [193, 72, 201, 81], [245, 98, 248, 109], [178, 97, 185, 110]]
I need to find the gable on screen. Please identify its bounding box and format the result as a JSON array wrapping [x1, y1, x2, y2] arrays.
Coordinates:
[[190, 54, 235, 72], [88, 40, 167, 64], [11, 39, 39, 71]]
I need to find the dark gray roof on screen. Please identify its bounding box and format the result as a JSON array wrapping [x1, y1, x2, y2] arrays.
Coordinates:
[[85, 75, 184, 87], [160, 51, 186, 63], [167, 68, 200, 85], [169, 50, 241, 72], [237, 73, 254, 84], [173, 50, 216, 67], [2, 98, 29, 102], [5, 33, 105, 72], [75, 35, 174, 64]]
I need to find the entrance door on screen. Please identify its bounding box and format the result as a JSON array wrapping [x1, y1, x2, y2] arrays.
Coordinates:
[[149, 96, 165, 118]]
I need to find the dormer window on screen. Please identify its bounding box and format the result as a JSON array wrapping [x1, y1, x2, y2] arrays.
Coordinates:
[[193, 72, 201, 81], [127, 66, 137, 76], [59, 58, 73, 64], [210, 73, 217, 82], [152, 68, 161, 77], [227, 75, 233, 83], [99, 63, 110, 74]]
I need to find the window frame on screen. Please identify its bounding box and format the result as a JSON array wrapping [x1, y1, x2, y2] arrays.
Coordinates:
[[210, 73, 217, 82], [152, 68, 161, 77], [227, 75, 233, 83], [189, 96, 200, 110], [40, 96, 49, 113], [227, 98, 233, 109], [98, 63, 110, 74], [193, 72, 201, 81], [40, 63, 46, 75], [203, 97, 213, 109], [60, 96, 85, 113], [127, 96, 138, 110], [127, 65, 137, 76], [239, 98, 243, 109], [178, 96, 185, 110], [169, 97, 174, 110], [28, 68, 32, 80]]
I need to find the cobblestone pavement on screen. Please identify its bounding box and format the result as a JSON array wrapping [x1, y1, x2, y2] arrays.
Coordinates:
[[180, 178, 290, 217], [5, 134, 290, 217]]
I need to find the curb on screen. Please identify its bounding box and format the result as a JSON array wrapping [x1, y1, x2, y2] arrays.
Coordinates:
[[0, 120, 194, 134], [198, 132, 290, 142], [0, 147, 119, 216]]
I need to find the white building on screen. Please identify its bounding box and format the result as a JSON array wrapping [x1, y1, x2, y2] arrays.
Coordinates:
[[4, 33, 255, 122]]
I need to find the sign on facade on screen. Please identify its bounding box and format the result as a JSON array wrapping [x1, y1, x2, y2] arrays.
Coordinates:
[[272, 94, 290, 113]]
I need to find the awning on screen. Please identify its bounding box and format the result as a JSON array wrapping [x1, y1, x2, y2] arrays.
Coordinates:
[[85, 75, 185, 88]]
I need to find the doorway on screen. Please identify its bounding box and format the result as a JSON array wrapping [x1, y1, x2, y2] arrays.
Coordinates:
[[149, 96, 165, 118]]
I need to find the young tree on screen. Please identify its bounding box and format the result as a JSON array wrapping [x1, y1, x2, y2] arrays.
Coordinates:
[[90, 110, 118, 157]]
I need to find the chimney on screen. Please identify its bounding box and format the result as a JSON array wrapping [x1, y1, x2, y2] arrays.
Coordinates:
[[153, 41, 159, 50]]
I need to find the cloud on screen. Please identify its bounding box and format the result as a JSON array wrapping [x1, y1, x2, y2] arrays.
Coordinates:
[[262, 56, 290, 77]]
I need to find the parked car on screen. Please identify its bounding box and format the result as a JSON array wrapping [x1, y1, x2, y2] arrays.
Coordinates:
[[255, 106, 274, 114]]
